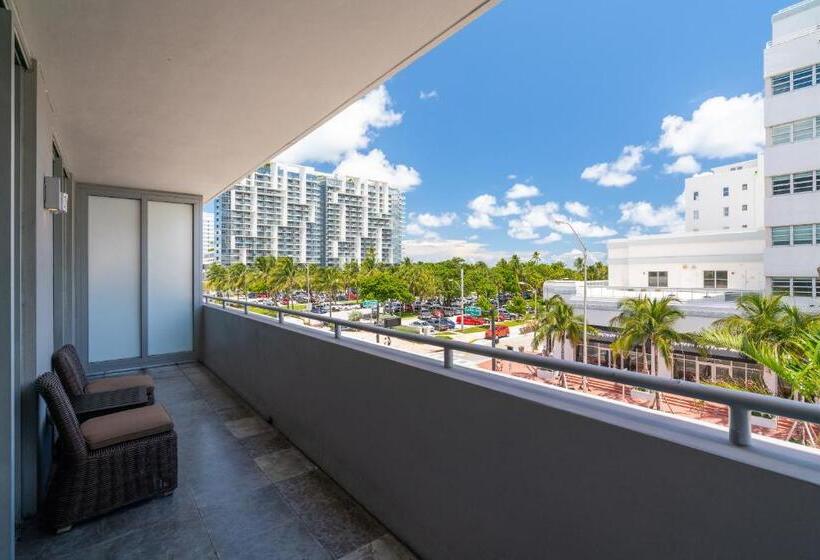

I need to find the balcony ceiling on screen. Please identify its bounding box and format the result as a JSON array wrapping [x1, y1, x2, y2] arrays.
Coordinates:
[[9, 0, 494, 199]]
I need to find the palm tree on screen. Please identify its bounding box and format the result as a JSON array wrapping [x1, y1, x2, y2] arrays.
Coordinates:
[[226, 263, 249, 298], [529, 295, 587, 388], [611, 296, 685, 409], [712, 294, 818, 352], [316, 267, 343, 317], [250, 256, 277, 295], [701, 325, 820, 446], [273, 257, 299, 309], [205, 263, 228, 295], [342, 260, 360, 300]]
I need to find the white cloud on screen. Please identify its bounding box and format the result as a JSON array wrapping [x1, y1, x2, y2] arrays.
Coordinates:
[[405, 211, 457, 239], [657, 93, 763, 159], [505, 183, 540, 200], [405, 222, 426, 236], [534, 232, 562, 245], [618, 193, 685, 233], [402, 238, 508, 263], [416, 212, 457, 228], [278, 85, 401, 164], [507, 174, 517, 180], [507, 202, 615, 240], [333, 149, 420, 191], [581, 145, 645, 187], [419, 89, 439, 100], [563, 201, 590, 218], [663, 155, 701, 175], [551, 248, 605, 266], [466, 194, 521, 229]]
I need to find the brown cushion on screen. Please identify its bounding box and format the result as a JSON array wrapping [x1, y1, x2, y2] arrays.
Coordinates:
[[81, 404, 173, 450], [86, 374, 155, 394]]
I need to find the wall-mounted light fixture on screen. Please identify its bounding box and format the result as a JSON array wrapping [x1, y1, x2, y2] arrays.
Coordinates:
[[44, 176, 68, 214]]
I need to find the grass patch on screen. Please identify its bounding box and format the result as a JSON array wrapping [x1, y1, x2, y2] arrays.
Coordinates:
[[393, 325, 420, 335]]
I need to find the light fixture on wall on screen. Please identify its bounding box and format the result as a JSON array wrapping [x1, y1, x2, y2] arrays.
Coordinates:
[[44, 176, 68, 214]]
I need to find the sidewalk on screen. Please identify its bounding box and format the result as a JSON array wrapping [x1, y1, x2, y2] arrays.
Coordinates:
[[477, 357, 818, 447]]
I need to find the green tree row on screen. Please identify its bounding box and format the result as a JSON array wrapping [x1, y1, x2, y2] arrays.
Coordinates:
[[205, 250, 607, 308]]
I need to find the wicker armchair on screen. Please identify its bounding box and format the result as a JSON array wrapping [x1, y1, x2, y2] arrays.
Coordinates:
[[52, 344, 155, 402], [35, 372, 177, 533]]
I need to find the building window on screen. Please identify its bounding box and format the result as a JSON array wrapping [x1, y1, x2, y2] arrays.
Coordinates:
[[771, 72, 791, 95], [693, 191, 699, 201], [793, 171, 814, 193], [742, 204, 748, 211], [772, 170, 819, 195], [648, 271, 668, 288], [771, 226, 791, 246], [770, 116, 820, 144], [772, 123, 792, 144], [723, 207, 729, 217], [792, 224, 814, 245], [772, 174, 792, 195], [704, 270, 728, 289], [793, 278, 814, 297], [771, 277, 791, 295], [723, 187, 729, 197], [793, 66, 814, 89], [693, 210, 699, 220], [772, 65, 820, 95], [793, 118, 815, 142]]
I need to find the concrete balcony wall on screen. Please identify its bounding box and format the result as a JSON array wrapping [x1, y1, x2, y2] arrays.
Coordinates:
[[201, 305, 820, 560]]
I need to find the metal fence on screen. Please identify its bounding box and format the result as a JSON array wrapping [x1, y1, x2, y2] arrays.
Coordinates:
[[203, 295, 820, 449]]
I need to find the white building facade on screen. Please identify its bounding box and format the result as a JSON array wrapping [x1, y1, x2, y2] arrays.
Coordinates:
[[202, 212, 216, 265], [762, 0, 820, 300], [608, 157, 766, 293], [214, 162, 404, 266]]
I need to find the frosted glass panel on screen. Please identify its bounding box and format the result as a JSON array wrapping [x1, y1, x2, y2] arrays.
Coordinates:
[[88, 196, 141, 362], [147, 201, 193, 355]]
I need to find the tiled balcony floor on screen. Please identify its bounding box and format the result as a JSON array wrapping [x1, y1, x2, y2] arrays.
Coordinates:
[[17, 363, 417, 560]]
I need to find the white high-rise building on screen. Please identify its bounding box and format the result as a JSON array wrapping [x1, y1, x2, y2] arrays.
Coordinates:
[[762, 0, 820, 300], [202, 212, 216, 265], [214, 161, 404, 266]]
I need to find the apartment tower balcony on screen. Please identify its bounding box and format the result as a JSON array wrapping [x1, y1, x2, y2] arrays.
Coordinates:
[[2, 1, 820, 559]]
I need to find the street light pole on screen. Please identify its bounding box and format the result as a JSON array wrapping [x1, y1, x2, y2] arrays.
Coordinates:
[[460, 267, 465, 332], [555, 220, 588, 368], [306, 263, 311, 311]]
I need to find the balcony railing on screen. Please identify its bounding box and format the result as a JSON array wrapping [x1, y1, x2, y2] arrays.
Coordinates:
[[203, 296, 820, 448]]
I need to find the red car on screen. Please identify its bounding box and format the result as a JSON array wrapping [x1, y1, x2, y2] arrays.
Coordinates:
[[455, 314, 485, 326], [484, 325, 510, 339]]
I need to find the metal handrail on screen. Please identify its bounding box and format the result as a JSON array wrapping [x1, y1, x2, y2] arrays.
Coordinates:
[[203, 295, 820, 448]]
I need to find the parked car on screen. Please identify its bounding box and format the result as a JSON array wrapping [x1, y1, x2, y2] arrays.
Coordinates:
[[455, 314, 485, 326], [485, 325, 510, 339], [409, 320, 430, 327], [428, 317, 453, 331]]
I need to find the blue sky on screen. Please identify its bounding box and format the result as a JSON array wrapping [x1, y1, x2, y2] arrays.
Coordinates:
[[211, 1, 790, 263]]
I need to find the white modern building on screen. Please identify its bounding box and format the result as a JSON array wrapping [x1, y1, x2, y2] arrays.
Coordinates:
[[763, 0, 820, 300], [214, 161, 404, 266], [607, 157, 766, 294], [202, 212, 215, 265]]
